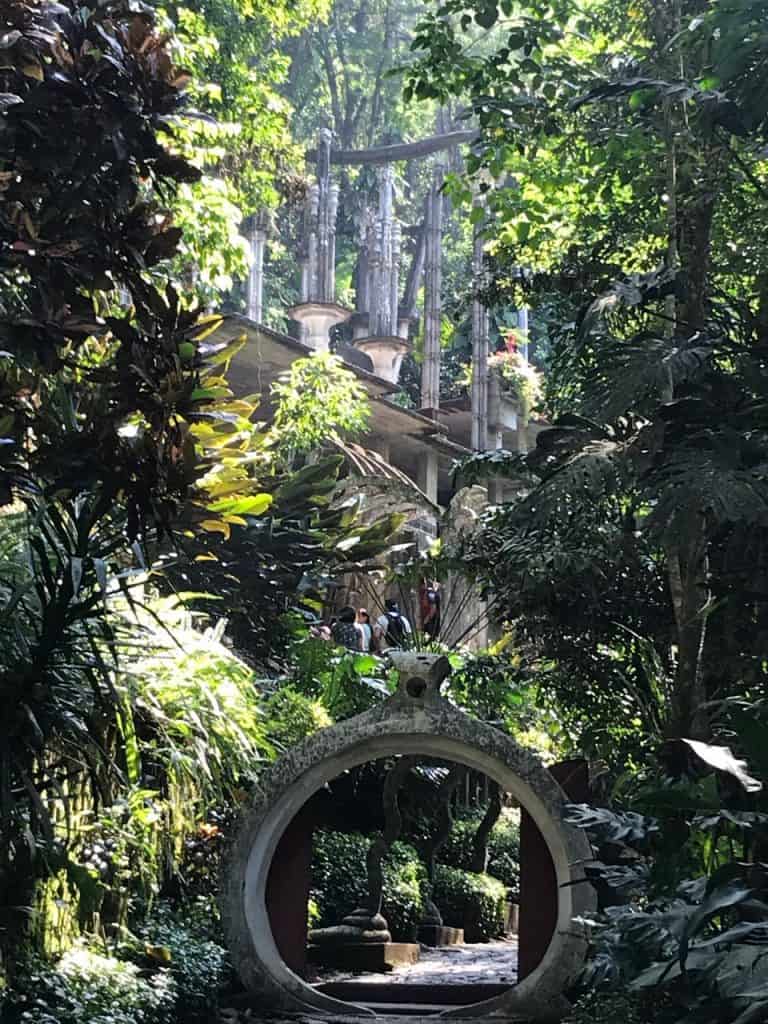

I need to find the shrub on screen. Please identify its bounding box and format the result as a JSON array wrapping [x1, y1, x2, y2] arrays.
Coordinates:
[[311, 831, 426, 941], [6, 946, 176, 1024], [438, 810, 520, 897], [564, 991, 648, 1024], [2, 905, 231, 1024], [137, 902, 230, 1023], [128, 608, 273, 805], [432, 865, 507, 942], [263, 686, 333, 749]]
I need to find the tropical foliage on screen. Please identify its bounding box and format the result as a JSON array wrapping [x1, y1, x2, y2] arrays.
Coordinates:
[[161, 0, 329, 304], [406, 0, 768, 754], [0, 0, 265, 964], [6, 0, 768, 1021], [563, 711, 768, 1024], [404, 0, 768, 1018], [0, 0, 399, 977]]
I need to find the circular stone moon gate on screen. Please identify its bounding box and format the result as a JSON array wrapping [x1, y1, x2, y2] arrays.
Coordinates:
[[223, 654, 596, 1022]]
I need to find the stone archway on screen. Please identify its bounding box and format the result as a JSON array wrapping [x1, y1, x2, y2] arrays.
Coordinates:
[[222, 654, 596, 1022]]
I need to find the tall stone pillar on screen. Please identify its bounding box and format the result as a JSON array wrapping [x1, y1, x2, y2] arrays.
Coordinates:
[[489, 426, 505, 504], [471, 200, 489, 452], [246, 212, 267, 324], [353, 164, 410, 382], [421, 167, 444, 414], [302, 184, 320, 302], [370, 165, 395, 338], [289, 130, 351, 349], [315, 128, 334, 303], [390, 220, 402, 340]]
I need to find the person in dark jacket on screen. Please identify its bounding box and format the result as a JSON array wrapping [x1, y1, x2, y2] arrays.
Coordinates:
[[375, 599, 412, 650], [332, 605, 361, 651]]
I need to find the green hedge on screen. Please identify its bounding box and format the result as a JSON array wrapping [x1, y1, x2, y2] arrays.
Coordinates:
[[311, 830, 425, 941], [432, 865, 507, 942], [437, 810, 520, 897], [311, 830, 508, 945]]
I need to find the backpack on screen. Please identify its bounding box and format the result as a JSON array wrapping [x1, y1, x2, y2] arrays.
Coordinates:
[[385, 610, 406, 646]]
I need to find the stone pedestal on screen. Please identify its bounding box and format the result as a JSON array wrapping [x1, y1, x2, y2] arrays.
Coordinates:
[[417, 924, 464, 947], [350, 314, 411, 343], [308, 941, 420, 973], [353, 335, 410, 383], [307, 908, 419, 975], [505, 901, 519, 935], [288, 301, 351, 352]]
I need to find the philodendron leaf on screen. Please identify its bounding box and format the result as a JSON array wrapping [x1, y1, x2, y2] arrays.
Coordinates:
[[630, 949, 714, 989], [681, 738, 763, 793], [730, 1001, 768, 1024], [679, 880, 755, 969], [691, 920, 768, 950]]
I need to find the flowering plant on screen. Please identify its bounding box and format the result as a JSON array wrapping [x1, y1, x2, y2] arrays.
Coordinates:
[[488, 334, 543, 420]]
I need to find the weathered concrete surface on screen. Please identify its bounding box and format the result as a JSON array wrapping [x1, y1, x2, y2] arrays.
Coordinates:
[[518, 760, 590, 982], [221, 655, 595, 1022], [308, 942, 420, 972], [418, 925, 465, 947]]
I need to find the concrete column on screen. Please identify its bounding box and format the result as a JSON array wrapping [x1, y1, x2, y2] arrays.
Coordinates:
[[490, 427, 504, 504], [390, 220, 401, 339], [517, 306, 529, 361], [246, 224, 266, 323], [305, 183, 319, 302], [371, 165, 395, 336], [326, 183, 340, 302], [356, 210, 371, 314], [471, 202, 489, 451], [315, 129, 334, 302], [421, 169, 443, 412], [288, 302, 351, 352], [417, 448, 439, 505]]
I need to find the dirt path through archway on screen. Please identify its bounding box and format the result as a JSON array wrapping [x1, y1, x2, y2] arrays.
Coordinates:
[[317, 938, 519, 988]]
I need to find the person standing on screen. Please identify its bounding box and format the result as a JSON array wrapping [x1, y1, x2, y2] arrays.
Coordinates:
[[421, 580, 441, 640], [355, 608, 373, 652], [332, 606, 362, 651], [375, 599, 412, 650]]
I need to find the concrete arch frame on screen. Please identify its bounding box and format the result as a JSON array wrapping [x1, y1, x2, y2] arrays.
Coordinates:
[[222, 683, 596, 1022]]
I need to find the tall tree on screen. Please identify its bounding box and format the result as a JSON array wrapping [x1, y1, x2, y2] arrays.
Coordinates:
[[157, 0, 329, 305]]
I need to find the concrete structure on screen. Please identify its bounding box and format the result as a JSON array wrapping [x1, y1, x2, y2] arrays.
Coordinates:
[[218, 316, 540, 515], [286, 300, 352, 353], [219, 130, 545, 639], [290, 130, 353, 348], [221, 653, 595, 1022]]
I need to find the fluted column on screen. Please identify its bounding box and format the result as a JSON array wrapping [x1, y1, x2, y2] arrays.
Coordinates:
[[471, 198, 489, 452], [421, 168, 444, 412], [246, 212, 267, 323]]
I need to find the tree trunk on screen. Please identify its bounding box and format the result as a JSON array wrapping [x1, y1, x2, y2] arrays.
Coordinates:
[[470, 782, 502, 874], [666, 521, 710, 739]]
